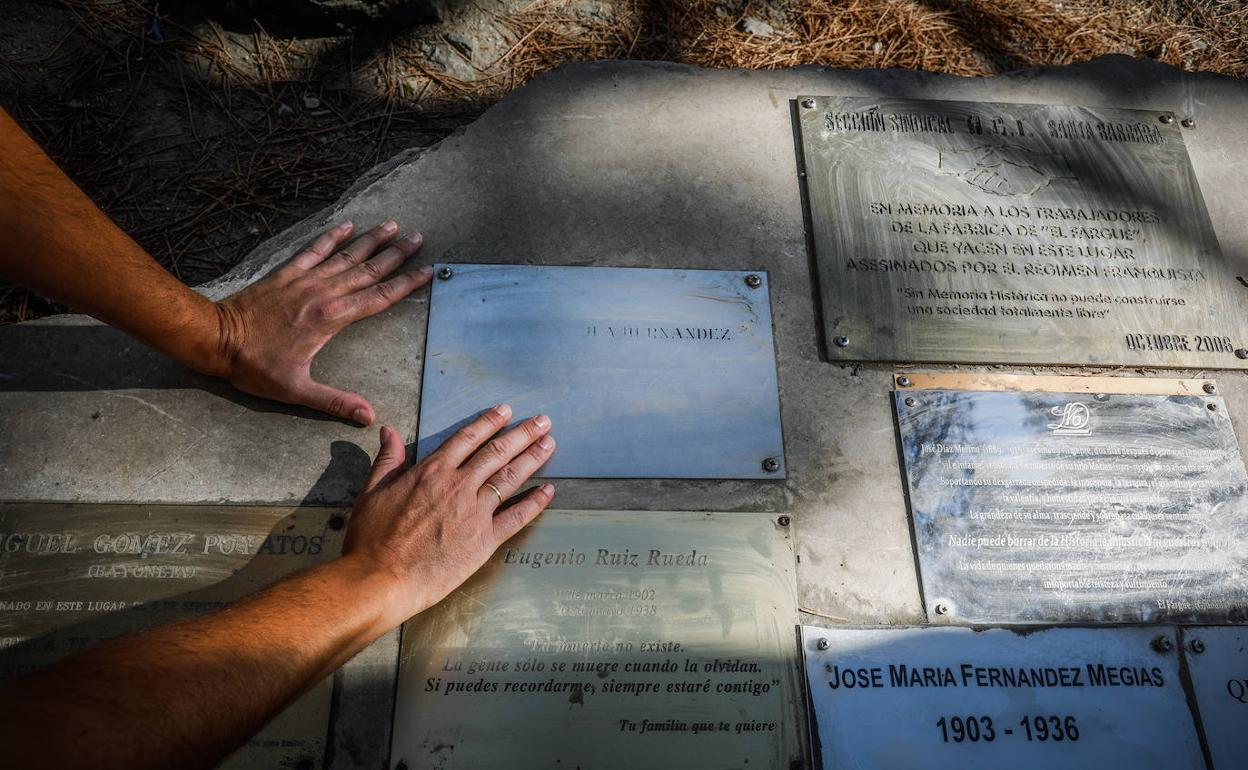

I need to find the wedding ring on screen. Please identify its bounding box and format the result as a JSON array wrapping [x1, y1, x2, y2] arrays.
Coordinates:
[[484, 482, 504, 506]]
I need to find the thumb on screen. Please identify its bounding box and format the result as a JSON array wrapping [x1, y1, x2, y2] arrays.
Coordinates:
[[362, 425, 407, 494], [291, 376, 375, 425]]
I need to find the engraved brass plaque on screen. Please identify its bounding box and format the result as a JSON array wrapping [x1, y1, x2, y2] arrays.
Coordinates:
[[801, 625, 1203, 769], [390, 510, 802, 769], [895, 389, 1248, 624], [797, 96, 1248, 367], [0, 504, 344, 770], [417, 264, 786, 478]]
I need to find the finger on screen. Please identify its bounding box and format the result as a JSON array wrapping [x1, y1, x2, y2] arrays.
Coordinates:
[[363, 425, 407, 494], [283, 220, 355, 274], [290, 376, 375, 426], [334, 232, 425, 295], [340, 266, 433, 323], [429, 404, 512, 467], [462, 414, 552, 485], [479, 434, 555, 509], [493, 484, 555, 543], [314, 221, 400, 277]]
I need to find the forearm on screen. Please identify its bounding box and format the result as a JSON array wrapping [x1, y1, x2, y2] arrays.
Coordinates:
[[0, 107, 227, 375], [0, 555, 399, 770]]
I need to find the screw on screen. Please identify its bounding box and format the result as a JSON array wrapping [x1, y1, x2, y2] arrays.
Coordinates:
[[833, 335, 850, 348], [1237, 348, 1248, 360], [897, 376, 912, 387], [801, 98, 816, 109], [1152, 635, 1174, 653], [328, 514, 346, 531], [1204, 382, 1217, 394], [904, 397, 917, 407], [1208, 402, 1219, 412], [762, 457, 781, 473], [1181, 117, 1196, 128], [437, 266, 454, 280], [933, 602, 949, 615], [1094, 393, 1110, 402], [777, 515, 790, 527], [1189, 639, 1206, 654], [1159, 114, 1175, 124], [825, 663, 833, 672], [816, 638, 830, 650], [744, 273, 762, 289]]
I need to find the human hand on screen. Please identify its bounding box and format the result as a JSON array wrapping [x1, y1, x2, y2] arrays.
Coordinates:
[[341, 405, 557, 626], [212, 220, 430, 425]]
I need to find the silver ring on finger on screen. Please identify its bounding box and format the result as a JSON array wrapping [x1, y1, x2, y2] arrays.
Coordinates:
[[483, 482, 504, 506]]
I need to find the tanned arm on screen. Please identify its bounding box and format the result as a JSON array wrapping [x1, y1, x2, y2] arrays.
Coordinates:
[[0, 406, 558, 770], [0, 106, 430, 424]]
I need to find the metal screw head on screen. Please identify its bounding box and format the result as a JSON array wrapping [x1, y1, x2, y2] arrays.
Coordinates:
[[762, 457, 781, 473], [1159, 113, 1175, 124], [816, 638, 830, 650], [1237, 348, 1248, 360], [1204, 382, 1217, 394], [896, 376, 912, 387], [904, 396, 917, 407], [437, 266, 454, 280], [1152, 635, 1174, 653], [744, 273, 762, 289], [1208, 402, 1219, 412], [777, 515, 791, 527], [1181, 117, 1196, 128], [328, 514, 346, 531], [801, 98, 816, 109], [833, 335, 850, 348], [933, 602, 949, 615], [1094, 393, 1110, 402], [1190, 639, 1206, 654]]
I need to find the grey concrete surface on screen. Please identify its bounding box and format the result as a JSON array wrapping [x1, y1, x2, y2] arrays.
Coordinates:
[[4, 55, 1248, 768]]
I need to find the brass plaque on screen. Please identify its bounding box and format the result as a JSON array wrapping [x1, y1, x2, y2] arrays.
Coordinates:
[[797, 96, 1248, 368], [895, 389, 1248, 624], [0, 504, 345, 769], [391, 510, 802, 769]]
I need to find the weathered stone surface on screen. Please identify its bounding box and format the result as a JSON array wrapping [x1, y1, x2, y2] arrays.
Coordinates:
[[5, 55, 1248, 768]]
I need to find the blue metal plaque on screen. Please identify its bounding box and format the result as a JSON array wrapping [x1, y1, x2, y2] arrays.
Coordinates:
[[1181, 627, 1248, 769], [417, 264, 785, 478], [801, 625, 1202, 770]]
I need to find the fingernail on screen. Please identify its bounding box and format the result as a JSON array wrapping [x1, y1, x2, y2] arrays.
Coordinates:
[[337, 219, 353, 232], [379, 426, 390, 441], [381, 220, 398, 233], [492, 404, 512, 418], [540, 483, 555, 496], [418, 265, 434, 276], [352, 408, 370, 425], [404, 232, 424, 245], [534, 414, 551, 429], [539, 435, 555, 450]]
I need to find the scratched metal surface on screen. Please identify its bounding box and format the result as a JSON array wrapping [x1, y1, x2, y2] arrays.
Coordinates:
[[895, 389, 1248, 624], [417, 264, 786, 478], [800, 625, 1202, 770], [390, 510, 803, 770], [798, 97, 1248, 368], [0, 503, 345, 770]]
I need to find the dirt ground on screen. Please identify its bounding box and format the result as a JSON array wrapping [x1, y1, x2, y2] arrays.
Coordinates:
[[2, 0, 1246, 323]]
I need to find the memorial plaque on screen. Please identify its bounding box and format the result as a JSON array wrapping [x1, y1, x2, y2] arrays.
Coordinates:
[[0, 503, 344, 769], [895, 387, 1248, 624], [417, 264, 786, 478], [390, 510, 802, 769], [1180, 626, 1248, 769], [801, 625, 1203, 770], [797, 96, 1248, 368]]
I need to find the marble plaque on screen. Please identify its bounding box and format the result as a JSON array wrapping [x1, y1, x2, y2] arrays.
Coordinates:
[[0, 503, 344, 770], [1181, 626, 1248, 769], [797, 96, 1248, 368], [801, 625, 1203, 770], [895, 388, 1248, 624], [390, 510, 802, 769], [416, 264, 785, 478]]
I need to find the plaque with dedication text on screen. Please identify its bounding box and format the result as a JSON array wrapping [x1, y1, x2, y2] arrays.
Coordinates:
[[894, 381, 1248, 624], [390, 510, 802, 769], [1179, 627, 1248, 769], [796, 96, 1248, 368], [0, 503, 344, 770], [417, 264, 785, 478], [800, 625, 1203, 770]]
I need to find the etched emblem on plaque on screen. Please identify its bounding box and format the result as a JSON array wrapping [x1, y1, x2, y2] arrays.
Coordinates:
[[797, 96, 1248, 368], [1046, 402, 1092, 435]]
